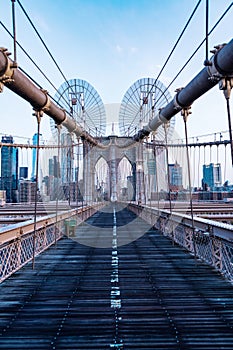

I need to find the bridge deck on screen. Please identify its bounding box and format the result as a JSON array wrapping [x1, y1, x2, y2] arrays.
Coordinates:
[[0, 205, 233, 349]]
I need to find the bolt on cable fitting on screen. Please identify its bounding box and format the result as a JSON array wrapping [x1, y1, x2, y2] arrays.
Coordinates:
[[219, 77, 233, 100]]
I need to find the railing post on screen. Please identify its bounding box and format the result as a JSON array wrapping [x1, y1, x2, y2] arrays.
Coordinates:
[[211, 238, 223, 271]]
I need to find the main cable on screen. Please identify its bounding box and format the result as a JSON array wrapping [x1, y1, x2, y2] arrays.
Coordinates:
[[0, 21, 71, 110], [16, 1, 104, 136], [140, 2, 233, 126], [153, 2, 233, 108], [151, 0, 202, 94], [126, 0, 202, 136], [0, 20, 101, 136], [17, 0, 73, 95]]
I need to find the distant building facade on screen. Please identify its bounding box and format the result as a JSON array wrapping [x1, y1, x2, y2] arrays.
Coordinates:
[[202, 163, 222, 190], [168, 162, 183, 191], [61, 133, 73, 184], [0, 136, 18, 202], [19, 180, 36, 203], [31, 133, 43, 181], [19, 166, 28, 179]]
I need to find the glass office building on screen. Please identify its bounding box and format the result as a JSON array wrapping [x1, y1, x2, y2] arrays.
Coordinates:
[[1, 135, 18, 202]]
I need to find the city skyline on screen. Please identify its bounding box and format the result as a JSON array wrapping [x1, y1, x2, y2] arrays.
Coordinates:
[[0, 131, 232, 204], [1, 1, 232, 142]]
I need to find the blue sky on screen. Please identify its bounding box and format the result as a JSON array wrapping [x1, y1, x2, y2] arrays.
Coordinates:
[[1, 0, 232, 144]]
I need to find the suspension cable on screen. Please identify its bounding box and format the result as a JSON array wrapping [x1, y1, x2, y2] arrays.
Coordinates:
[[17, 0, 73, 92], [55, 125, 61, 247], [192, 146, 196, 188], [209, 145, 212, 163], [205, 0, 209, 64], [0, 21, 75, 111], [219, 76, 233, 166], [216, 144, 219, 164], [153, 136, 160, 217], [226, 96, 233, 166], [128, 0, 202, 131], [16, 0, 96, 127], [182, 108, 197, 261], [134, 2, 232, 127], [15, 66, 90, 128], [11, 0, 17, 63], [164, 123, 175, 244], [16, 0, 99, 135], [32, 110, 42, 269], [224, 144, 227, 181], [0, 18, 104, 137], [148, 0, 202, 97], [198, 145, 201, 188], [147, 2, 233, 113]]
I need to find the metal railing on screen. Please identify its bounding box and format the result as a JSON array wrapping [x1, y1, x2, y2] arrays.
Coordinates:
[[128, 203, 233, 283], [0, 203, 103, 283]]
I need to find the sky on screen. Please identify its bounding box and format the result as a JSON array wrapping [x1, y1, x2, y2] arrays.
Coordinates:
[[0, 0, 233, 181]]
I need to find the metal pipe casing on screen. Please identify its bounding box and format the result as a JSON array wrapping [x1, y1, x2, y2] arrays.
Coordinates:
[[0, 50, 9, 76], [214, 38, 233, 75], [135, 38, 233, 140], [0, 49, 99, 145], [11, 69, 48, 110]]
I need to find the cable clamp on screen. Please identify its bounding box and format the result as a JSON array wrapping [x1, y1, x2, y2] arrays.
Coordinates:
[[173, 88, 184, 110], [40, 89, 51, 112], [219, 76, 233, 99], [0, 48, 17, 93], [181, 106, 192, 120], [207, 44, 228, 83]]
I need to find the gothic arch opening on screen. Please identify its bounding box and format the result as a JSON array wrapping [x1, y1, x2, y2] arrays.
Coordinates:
[[94, 156, 109, 201], [117, 156, 135, 201]]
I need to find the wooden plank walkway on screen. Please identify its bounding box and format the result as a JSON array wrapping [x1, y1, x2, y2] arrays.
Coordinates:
[[0, 204, 233, 349]]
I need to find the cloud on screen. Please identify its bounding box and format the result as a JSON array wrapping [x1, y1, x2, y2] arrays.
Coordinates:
[[130, 47, 138, 54], [115, 44, 123, 53], [114, 45, 138, 55]]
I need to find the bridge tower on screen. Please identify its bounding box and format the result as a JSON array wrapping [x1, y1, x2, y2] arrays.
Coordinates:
[[88, 136, 145, 203]]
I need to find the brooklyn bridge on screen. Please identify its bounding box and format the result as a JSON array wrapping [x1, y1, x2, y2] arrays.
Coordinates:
[[0, 1, 233, 349]]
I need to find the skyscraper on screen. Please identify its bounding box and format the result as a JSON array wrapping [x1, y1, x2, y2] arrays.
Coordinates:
[[61, 133, 73, 184], [31, 133, 43, 181], [202, 163, 222, 190], [0, 135, 18, 202], [19, 167, 28, 179], [168, 162, 183, 190]]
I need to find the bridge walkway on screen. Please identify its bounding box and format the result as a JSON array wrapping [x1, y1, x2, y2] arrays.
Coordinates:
[[0, 204, 233, 349]]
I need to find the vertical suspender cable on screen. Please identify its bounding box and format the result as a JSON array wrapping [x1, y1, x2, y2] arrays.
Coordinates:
[[205, 0, 209, 64], [11, 0, 17, 63], [164, 124, 174, 243], [226, 97, 233, 167], [68, 134, 72, 206], [55, 126, 61, 246], [193, 146, 196, 188], [219, 77, 233, 166], [76, 140, 80, 206], [204, 145, 206, 165], [32, 111, 42, 269], [198, 145, 200, 188], [224, 144, 227, 181], [153, 140, 160, 221], [183, 111, 197, 260]]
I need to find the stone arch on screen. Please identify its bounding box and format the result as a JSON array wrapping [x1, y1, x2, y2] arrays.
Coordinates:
[[117, 156, 135, 201], [94, 156, 109, 201]]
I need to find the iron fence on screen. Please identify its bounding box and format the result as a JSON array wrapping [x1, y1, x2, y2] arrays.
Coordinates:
[[128, 203, 233, 283]]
